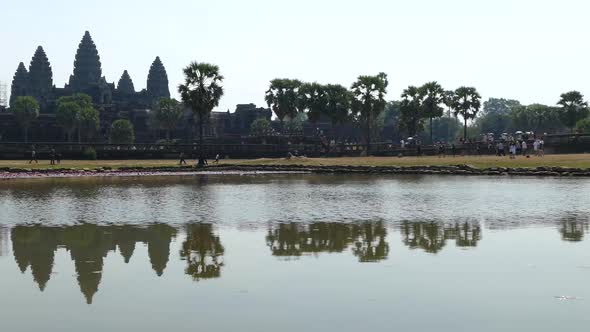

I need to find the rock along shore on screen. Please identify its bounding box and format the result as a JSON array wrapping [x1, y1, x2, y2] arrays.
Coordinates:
[[2, 164, 590, 180]]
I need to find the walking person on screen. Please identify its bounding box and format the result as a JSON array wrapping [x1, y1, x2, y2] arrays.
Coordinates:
[[539, 137, 545, 157], [179, 152, 187, 165], [521, 140, 527, 156], [497, 141, 505, 156], [509, 142, 517, 159], [49, 148, 56, 165], [451, 143, 456, 157], [213, 154, 220, 164], [29, 145, 38, 164], [533, 139, 540, 157]]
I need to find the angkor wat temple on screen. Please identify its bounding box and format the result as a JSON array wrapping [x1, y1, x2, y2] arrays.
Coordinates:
[[1, 31, 271, 143]]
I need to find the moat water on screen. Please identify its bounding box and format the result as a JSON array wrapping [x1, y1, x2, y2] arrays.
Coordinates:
[[0, 174, 589, 332]]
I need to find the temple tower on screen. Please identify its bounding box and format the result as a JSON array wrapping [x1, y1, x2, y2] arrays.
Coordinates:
[[9, 62, 29, 107], [69, 31, 102, 92], [117, 70, 135, 95], [28, 46, 53, 110], [146, 56, 170, 101]]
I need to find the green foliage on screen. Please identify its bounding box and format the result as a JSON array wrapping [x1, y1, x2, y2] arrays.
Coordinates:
[[109, 119, 135, 144], [155, 98, 183, 140], [284, 113, 306, 136], [422, 116, 461, 142], [82, 147, 97, 160], [351, 73, 388, 150], [78, 107, 100, 141], [12, 96, 40, 127], [576, 117, 590, 133], [265, 79, 302, 127], [56, 93, 98, 142], [11, 96, 40, 142], [399, 86, 424, 137], [178, 62, 224, 162], [178, 63, 224, 116], [250, 118, 272, 136], [323, 84, 352, 125], [482, 98, 521, 116], [298, 82, 326, 123], [451, 87, 481, 140], [56, 102, 81, 139], [557, 91, 589, 131], [475, 112, 512, 135], [419, 81, 445, 143], [56, 93, 92, 109]]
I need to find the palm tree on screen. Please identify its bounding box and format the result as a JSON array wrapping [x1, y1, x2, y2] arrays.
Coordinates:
[[419, 82, 445, 143], [265, 79, 302, 132], [323, 84, 352, 125], [557, 91, 589, 132], [298, 82, 326, 125], [350, 73, 388, 154], [155, 98, 183, 141], [11, 96, 40, 143], [399, 86, 423, 137], [178, 62, 224, 167], [443, 90, 455, 141], [451, 87, 481, 141]]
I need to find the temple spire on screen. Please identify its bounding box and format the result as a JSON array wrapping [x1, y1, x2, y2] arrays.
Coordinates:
[[69, 31, 102, 91], [117, 70, 135, 95], [147, 56, 170, 101], [10, 62, 29, 107], [28, 46, 53, 109]]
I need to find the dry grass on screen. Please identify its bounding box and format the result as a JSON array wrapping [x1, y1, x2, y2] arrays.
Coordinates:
[[2, 154, 590, 170]]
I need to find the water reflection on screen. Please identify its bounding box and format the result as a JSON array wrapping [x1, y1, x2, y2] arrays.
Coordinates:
[[266, 221, 389, 262], [400, 221, 481, 253], [559, 216, 589, 242], [180, 223, 225, 281], [4, 217, 590, 305], [11, 224, 177, 304]]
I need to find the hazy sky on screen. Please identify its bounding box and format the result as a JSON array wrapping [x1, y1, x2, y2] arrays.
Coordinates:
[[1, 0, 589, 112]]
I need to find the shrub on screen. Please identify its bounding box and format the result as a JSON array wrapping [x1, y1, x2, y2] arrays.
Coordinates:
[[109, 119, 135, 144], [82, 147, 97, 160], [575, 118, 590, 133]]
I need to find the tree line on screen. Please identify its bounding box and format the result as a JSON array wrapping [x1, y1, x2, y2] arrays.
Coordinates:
[[10, 63, 590, 150]]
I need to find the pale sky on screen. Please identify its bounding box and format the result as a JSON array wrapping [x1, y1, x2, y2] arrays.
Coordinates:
[[1, 0, 589, 112]]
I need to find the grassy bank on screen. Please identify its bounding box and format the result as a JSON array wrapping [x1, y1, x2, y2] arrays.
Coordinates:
[[1, 154, 590, 170]]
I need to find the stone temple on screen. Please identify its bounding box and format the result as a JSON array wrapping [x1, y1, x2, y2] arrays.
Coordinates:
[[2, 31, 271, 143]]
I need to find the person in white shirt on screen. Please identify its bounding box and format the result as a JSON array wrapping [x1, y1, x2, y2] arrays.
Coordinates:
[[521, 141, 527, 156], [533, 139, 540, 156]]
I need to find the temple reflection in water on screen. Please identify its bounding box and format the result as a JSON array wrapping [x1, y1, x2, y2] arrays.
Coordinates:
[[3, 218, 589, 304], [10, 224, 177, 304]]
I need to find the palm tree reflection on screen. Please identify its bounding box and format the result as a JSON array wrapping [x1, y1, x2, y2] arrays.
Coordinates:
[[266, 221, 389, 262], [560, 216, 589, 242], [180, 224, 225, 281], [401, 221, 481, 253]]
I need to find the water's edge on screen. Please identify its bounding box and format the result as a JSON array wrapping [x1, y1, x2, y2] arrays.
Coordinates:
[[2, 164, 590, 180]]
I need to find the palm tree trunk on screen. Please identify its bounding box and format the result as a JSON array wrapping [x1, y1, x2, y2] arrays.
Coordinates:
[[366, 112, 371, 155], [464, 117, 468, 141], [198, 112, 204, 167], [430, 117, 433, 144]]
